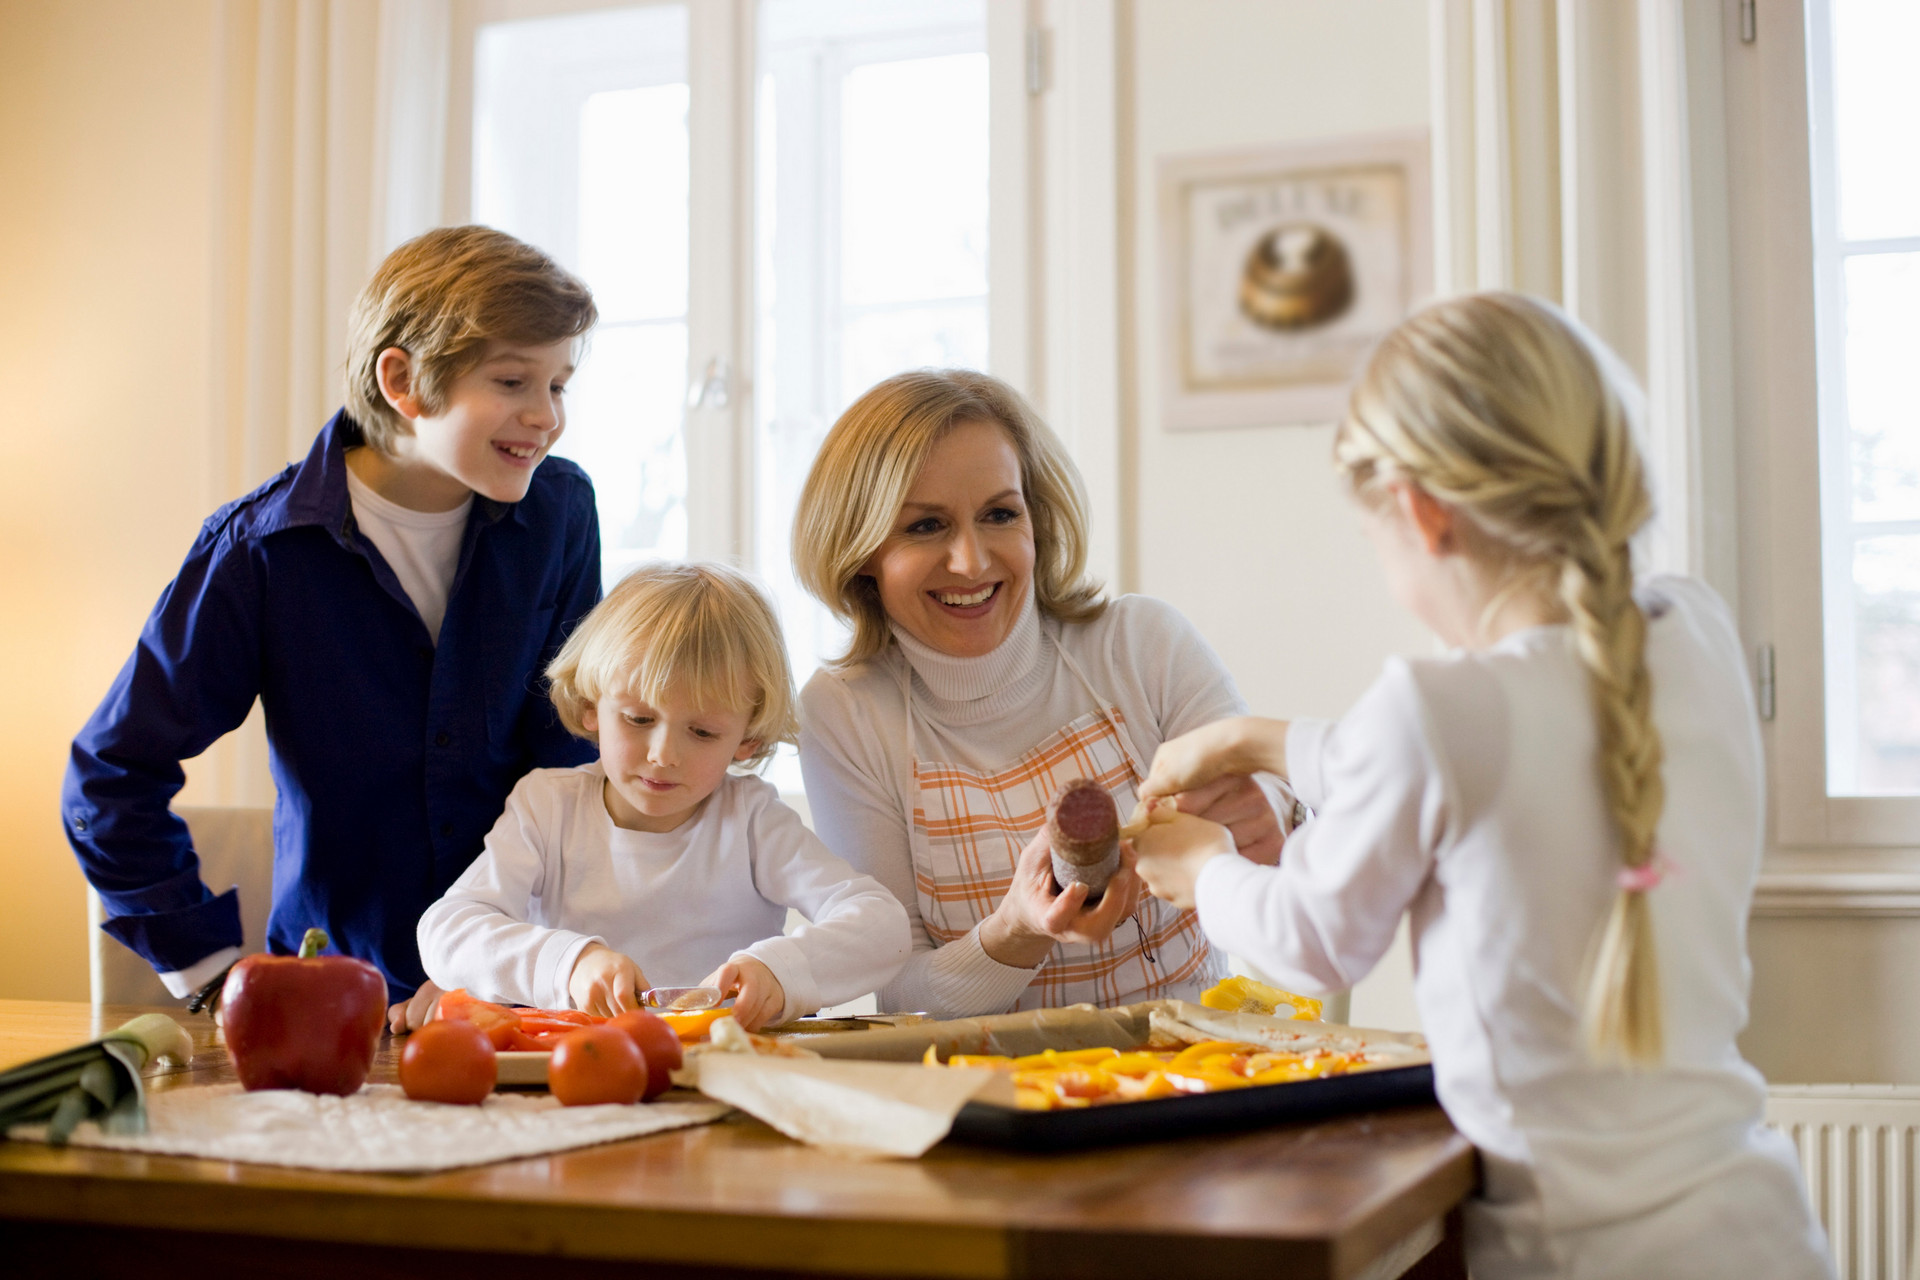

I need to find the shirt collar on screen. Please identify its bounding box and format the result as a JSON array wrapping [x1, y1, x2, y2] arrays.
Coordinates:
[[267, 411, 517, 539]]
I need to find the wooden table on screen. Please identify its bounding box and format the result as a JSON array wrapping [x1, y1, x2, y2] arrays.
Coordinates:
[[0, 1001, 1474, 1280]]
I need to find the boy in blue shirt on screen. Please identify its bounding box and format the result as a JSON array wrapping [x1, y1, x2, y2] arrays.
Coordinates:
[[64, 225, 602, 1030]]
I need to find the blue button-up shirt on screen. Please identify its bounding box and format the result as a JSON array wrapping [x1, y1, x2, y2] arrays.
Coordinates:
[[64, 413, 601, 998]]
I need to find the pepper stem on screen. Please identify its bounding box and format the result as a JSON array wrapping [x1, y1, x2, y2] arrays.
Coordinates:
[[297, 928, 330, 960]]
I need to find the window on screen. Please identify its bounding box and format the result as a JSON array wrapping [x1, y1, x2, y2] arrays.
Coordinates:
[[467, 0, 992, 790], [1808, 0, 1920, 797]]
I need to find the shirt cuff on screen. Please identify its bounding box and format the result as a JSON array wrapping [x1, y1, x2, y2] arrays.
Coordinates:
[[99, 887, 244, 974], [1193, 850, 1268, 959], [545, 932, 603, 1010], [158, 945, 244, 1000], [1285, 719, 1335, 812], [928, 925, 1045, 1015]]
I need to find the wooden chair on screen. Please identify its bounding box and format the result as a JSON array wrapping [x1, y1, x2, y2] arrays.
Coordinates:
[[87, 806, 275, 1006]]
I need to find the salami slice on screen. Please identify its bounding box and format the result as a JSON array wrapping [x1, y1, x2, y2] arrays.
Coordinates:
[[1047, 778, 1121, 903]]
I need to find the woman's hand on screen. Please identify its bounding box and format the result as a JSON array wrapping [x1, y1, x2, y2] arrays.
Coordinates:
[[387, 979, 444, 1034], [1131, 811, 1236, 910], [567, 943, 648, 1017], [1139, 717, 1290, 803], [702, 956, 786, 1032], [979, 827, 1144, 968]]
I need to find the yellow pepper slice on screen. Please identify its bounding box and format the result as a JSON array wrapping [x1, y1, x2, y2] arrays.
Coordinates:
[[1167, 1040, 1248, 1072], [1200, 975, 1324, 1020], [1008, 1046, 1120, 1070]]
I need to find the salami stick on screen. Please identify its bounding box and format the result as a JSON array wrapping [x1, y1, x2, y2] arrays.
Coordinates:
[[1048, 779, 1121, 903]]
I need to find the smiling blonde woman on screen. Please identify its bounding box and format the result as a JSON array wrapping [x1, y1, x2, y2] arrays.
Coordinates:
[[792, 368, 1292, 1019]]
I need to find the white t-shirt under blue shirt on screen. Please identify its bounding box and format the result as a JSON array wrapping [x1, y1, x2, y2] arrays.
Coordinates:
[[346, 469, 470, 644]]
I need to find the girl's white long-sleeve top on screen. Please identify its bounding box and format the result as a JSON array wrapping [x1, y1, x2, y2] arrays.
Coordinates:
[[1192, 576, 1827, 1273], [417, 765, 911, 1025]]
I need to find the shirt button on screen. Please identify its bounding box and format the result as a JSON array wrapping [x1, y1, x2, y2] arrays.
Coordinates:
[[435, 732, 450, 747], [72, 814, 88, 834], [439, 823, 454, 838]]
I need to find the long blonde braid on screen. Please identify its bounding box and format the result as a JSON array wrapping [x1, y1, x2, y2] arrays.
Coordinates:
[[1335, 292, 1666, 1065]]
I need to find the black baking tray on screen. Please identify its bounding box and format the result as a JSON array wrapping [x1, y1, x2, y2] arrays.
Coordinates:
[[944, 1063, 1435, 1152]]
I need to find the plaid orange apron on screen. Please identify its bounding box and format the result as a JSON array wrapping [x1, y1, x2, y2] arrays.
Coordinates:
[[900, 642, 1224, 1011]]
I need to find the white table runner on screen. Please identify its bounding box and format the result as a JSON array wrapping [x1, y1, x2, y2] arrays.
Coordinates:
[[9, 1083, 728, 1173]]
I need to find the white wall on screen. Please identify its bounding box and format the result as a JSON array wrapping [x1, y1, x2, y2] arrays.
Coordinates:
[[0, 0, 222, 1000], [1124, 0, 1433, 1030]]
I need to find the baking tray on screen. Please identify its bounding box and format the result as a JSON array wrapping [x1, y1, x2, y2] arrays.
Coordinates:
[[944, 1062, 1435, 1152]]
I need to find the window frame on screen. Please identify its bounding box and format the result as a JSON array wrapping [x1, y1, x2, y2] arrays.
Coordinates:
[[1732, 0, 1920, 853]]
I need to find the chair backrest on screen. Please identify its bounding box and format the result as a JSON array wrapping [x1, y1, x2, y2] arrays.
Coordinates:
[[88, 805, 275, 1006]]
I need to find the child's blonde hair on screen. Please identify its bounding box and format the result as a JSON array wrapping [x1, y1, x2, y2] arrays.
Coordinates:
[[545, 562, 798, 766], [1335, 292, 1665, 1066], [345, 225, 597, 453], [792, 368, 1105, 666]]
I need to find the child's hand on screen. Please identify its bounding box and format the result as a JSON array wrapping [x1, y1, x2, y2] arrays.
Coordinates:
[[1130, 811, 1236, 910], [702, 956, 785, 1031], [1139, 717, 1289, 803], [568, 943, 648, 1016], [388, 979, 444, 1034]]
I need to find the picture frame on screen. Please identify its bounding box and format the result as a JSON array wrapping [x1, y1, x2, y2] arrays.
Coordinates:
[[1157, 131, 1432, 430]]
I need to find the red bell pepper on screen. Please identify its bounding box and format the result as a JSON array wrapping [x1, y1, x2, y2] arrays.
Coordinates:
[[221, 927, 387, 1095]]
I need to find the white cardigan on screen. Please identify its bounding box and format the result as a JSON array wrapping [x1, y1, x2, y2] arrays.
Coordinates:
[[1192, 576, 1830, 1277], [417, 766, 911, 1025]]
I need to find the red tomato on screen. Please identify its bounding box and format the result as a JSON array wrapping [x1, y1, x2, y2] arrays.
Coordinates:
[[399, 1019, 496, 1105], [607, 1010, 683, 1100], [548, 1026, 647, 1106]]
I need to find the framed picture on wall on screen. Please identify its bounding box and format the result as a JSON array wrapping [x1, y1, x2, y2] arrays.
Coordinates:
[[1157, 131, 1431, 430]]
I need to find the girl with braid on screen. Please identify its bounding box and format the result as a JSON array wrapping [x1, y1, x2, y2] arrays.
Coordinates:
[[1129, 293, 1831, 1279]]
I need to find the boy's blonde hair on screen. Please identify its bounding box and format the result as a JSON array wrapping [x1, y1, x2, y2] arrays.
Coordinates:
[[1335, 291, 1665, 1066], [792, 368, 1105, 666], [545, 562, 798, 766], [345, 225, 597, 453]]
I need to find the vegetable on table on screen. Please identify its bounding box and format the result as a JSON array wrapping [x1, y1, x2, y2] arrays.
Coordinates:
[[607, 1009, 682, 1100], [435, 989, 729, 1049], [221, 927, 386, 1095], [0, 1013, 193, 1145], [548, 1026, 648, 1106], [399, 1019, 496, 1105]]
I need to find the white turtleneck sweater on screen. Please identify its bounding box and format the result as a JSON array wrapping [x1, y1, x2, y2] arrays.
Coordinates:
[[798, 590, 1278, 1017]]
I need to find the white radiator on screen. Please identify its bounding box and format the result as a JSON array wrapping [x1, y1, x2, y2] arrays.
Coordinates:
[[1766, 1086, 1920, 1280]]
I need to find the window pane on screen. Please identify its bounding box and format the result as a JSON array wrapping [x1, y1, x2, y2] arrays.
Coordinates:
[[841, 53, 989, 306], [842, 303, 989, 405], [580, 85, 690, 323], [557, 322, 690, 575], [473, 6, 689, 588], [1849, 537, 1920, 793], [1848, 252, 1920, 523], [1832, 0, 1920, 242], [755, 2, 989, 792]]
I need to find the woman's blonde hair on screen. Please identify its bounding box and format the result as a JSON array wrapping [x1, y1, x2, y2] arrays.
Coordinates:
[[1335, 292, 1665, 1065], [545, 562, 798, 766], [792, 368, 1106, 666]]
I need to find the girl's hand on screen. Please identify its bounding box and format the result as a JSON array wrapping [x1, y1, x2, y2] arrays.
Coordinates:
[[1177, 774, 1284, 867], [979, 827, 1144, 968], [703, 957, 785, 1031], [1139, 717, 1290, 803], [567, 943, 647, 1017], [387, 979, 444, 1034], [1131, 811, 1236, 909]]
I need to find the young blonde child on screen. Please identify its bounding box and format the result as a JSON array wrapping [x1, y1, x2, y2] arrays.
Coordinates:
[[418, 562, 910, 1030], [1130, 294, 1832, 1279]]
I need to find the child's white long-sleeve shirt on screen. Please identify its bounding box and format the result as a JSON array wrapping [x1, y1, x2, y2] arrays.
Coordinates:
[[1193, 576, 1829, 1276], [417, 765, 911, 1025]]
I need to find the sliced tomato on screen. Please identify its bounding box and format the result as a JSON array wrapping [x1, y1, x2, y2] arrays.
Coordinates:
[[435, 989, 525, 1050]]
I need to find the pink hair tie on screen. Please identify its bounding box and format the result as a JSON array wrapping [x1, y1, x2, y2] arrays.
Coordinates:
[[1616, 851, 1676, 894]]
